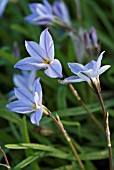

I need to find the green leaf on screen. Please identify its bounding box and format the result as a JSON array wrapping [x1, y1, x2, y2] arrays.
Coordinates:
[[87, 0, 113, 37], [53, 99, 114, 117], [62, 120, 81, 127], [57, 85, 67, 109], [0, 100, 21, 124], [5, 143, 111, 161], [11, 24, 31, 38], [5, 143, 62, 153], [19, 117, 40, 170], [0, 49, 18, 64], [12, 152, 44, 170]]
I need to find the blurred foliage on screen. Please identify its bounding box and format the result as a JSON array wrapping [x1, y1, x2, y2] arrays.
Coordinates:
[[0, 0, 114, 170]]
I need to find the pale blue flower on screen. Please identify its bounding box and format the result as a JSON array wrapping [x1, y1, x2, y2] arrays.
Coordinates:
[[61, 51, 110, 84], [6, 78, 43, 125], [0, 0, 8, 17], [14, 28, 63, 78], [53, 0, 71, 25], [8, 71, 36, 101], [25, 0, 71, 26], [25, 0, 55, 25]]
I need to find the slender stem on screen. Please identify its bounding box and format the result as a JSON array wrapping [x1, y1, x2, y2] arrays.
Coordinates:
[[74, 0, 82, 21], [49, 114, 85, 170], [43, 108, 85, 170], [0, 146, 10, 169], [97, 92, 113, 170], [67, 83, 104, 132]]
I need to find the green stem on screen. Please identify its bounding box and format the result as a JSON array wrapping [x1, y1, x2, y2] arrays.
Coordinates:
[[97, 92, 113, 170]]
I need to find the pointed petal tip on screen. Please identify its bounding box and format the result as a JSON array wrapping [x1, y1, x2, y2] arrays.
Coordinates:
[[25, 40, 29, 47], [25, 40, 28, 44], [14, 63, 18, 68], [100, 51, 105, 56], [107, 65, 111, 69], [6, 103, 10, 109], [14, 63, 22, 70], [34, 77, 41, 84], [45, 27, 49, 31]]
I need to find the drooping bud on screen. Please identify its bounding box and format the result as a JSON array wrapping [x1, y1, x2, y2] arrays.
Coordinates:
[[84, 27, 100, 59], [89, 27, 98, 48]]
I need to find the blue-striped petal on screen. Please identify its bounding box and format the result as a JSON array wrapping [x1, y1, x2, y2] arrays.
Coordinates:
[[25, 41, 46, 61], [6, 100, 34, 114], [33, 78, 42, 104], [40, 28, 54, 60], [14, 88, 34, 107], [61, 76, 84, 84], [30, 108, 43, 125], [44, 59, 62, 78]]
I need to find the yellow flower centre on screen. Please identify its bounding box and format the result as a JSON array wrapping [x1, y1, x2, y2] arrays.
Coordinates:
[[33, 104, 37, 110], [33, 103, 41, 110], [43, 58, 51, 64]]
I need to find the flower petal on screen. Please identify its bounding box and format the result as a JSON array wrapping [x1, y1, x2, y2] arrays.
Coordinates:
[[30, 108, 43, 125], [53, 1, 70, 24], [25, 41, 46, 61], [29, 3, 38, 13], [96, 51, 105, 69], [60, 76, 84, 84], [13, 74, 27, 89], [77, 72, 90, 82], [25, 14, 39, 25], [44, 59, 62, 78], [33, 78, 42, 104], [40, 28, 54, 60], [0, 0, 8, 17], [14, 88, 34, 107], [33, 15, 55, 25], [79, 69, 95, 78], [14, 57, 47, 70], [8, 96, 17, 102], [43, 0, 52, 13], [97, 65, 111, 75], [28, 71, 36, 91], [14, 71, 36, 91], [85, 60, 97, 71], [6, 100, 34, 114], [68, 63, 84, 74], [36, 3, 51, 15]]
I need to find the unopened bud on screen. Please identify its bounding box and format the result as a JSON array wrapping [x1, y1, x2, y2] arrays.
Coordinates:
[[89, 27, 98, 48]]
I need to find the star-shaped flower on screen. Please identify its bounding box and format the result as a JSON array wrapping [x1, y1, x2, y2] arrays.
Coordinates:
[[25, 0, 55, 25], [14, 28, 62, 78], [61, 52, 110, 93], [6, 78, 43, 125], [25, 0, 71, 27]]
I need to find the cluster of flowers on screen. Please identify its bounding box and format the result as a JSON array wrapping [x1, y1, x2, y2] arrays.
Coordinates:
[[0, 0, 99, 60], [3, 1, 112, 169], [24, 0, 71, 26], [6, 28, 110, 125]]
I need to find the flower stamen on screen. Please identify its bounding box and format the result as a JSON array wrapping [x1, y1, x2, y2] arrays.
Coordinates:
[[43, 58, 51, 64]]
